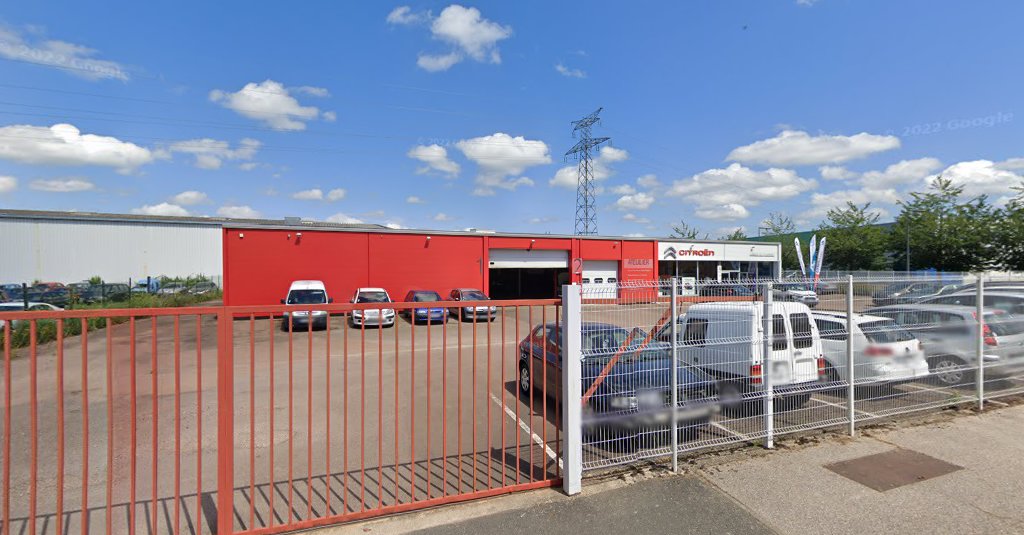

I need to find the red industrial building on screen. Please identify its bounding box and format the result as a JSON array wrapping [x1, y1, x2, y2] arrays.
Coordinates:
[[222, 224, 782, 306]]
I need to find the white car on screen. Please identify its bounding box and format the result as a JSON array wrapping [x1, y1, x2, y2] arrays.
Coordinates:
[[280, 280, 332, 331], [350, 287, 395, 328], [811, 311, 929, 385], [0, 301, 63, 330], [773, 283, 819, 308]]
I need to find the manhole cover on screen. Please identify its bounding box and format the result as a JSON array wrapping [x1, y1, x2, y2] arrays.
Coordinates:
[[825, 449, 962, 492]]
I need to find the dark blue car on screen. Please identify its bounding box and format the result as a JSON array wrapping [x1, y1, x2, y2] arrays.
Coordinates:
[[402, 290, 449, 324], [518, 322, 716, 451]]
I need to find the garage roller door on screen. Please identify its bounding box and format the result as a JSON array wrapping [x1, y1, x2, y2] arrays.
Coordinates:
[[582, 260, 618, 299], [488, 249, 568, 268]]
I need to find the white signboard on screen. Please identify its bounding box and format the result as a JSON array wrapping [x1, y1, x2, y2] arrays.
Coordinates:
[[657, 242, 724, 260]]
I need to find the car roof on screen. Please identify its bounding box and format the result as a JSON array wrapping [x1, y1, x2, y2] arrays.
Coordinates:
[[866, 303, 990, 315], [812, 311, 890, 324], [0, 301, 53, 307], [356, 287, 388, 293], [288, 280, 326, 291]]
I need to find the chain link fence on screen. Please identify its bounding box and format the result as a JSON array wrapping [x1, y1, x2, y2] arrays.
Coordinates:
[[570, 273, 1024, 473]]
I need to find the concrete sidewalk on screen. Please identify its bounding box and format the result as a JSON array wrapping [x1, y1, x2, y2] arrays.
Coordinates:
[[316, 403, 1024, 535]]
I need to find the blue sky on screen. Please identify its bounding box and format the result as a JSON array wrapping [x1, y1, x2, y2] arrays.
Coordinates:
[[0, 1, 1021, 237]]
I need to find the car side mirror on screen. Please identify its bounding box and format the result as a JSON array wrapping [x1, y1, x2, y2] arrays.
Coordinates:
[[328, 297, 334, 303], [280, 298, 285, 304]]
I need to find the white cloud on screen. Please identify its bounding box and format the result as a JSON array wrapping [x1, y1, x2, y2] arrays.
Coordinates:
[[322, 111, 337, 122], [292, 188, 324, 201], [615, 191, 655, 211], [0, 25, 128, 81], [217, 205, 261, 219], [931, 160, 1023, 201], [401, 5, 512, 72], [622, 213, 651, 224], [408, 144, 460, 177], [527, 216, 556, 224], [696, 203, 750, 221], [807, 188, 899, 220], [636, 174, 661, 189], [550, 145, 629, 188], [209, 80, 329, 131], [290, 85, 330, 97], [610, 184, 636, 195], [326, 212, 364, 224], [996, 158, 1024, 171], [727, 130, 900, 166], [406, 195, 425, 204], [29, 177, 94, 192], [0, 123, 153, 172], [326, 188, 346, 201], [819, 165, 857, 180], [167, 138, 260, 170], [860, 157, 943, 189], [669, 163, 817, 220], [555, 63, 586, 78], [417, 52, 463, 72], [386, 6, 428, 25], [433, 212, 454, 222], [456, 132, 550, 195], [171, 190, 209, 206], [132, 203, 189, 217], [0, 175, 16, 193], [384, 222, 406, 229]]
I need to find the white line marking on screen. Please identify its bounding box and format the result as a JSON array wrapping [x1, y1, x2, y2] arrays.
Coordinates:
[[986, 399, 1009, 407], [710, 422, 753, 442], [490, 393, 562, 470], [808, 396, 878, 418], [900, 382, 959, 396]]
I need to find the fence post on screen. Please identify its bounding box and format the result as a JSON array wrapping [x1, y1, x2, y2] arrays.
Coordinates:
[[216, 309, 235, 533], [561, 284, 583, 495], [976, 275, 984, 411], [846, 275, 855, 436], [762, 281, 774, 449], [670, 277, 679, 473]]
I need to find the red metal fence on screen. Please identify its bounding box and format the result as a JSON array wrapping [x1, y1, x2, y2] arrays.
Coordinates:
[[0, 299, 562, 534]]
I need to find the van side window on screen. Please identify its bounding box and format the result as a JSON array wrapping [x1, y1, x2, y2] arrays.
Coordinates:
[[683, 318, 709, 347], [814, 318, 847, 341], [790, 313, 813, 349], [772, 314, 788, 351]]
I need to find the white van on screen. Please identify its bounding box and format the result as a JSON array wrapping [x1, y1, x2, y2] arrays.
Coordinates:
[[280, 280, 332, 331], [676, 302, 825, 411]]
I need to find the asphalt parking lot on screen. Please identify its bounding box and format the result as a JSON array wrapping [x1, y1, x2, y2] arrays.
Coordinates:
[[3, 295, 1024, 534]]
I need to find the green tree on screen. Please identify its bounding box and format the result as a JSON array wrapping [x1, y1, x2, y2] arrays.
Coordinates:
[[996, 182, 1024, 270], [817, 202, 889, 270], [890, 177, 998, 272], [670, 221, 708, 239], [719, 227, 749, 241], [760, 212, 801, 271]]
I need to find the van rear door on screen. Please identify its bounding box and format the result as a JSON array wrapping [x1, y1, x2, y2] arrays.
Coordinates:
[[786, 311, 820, 384]]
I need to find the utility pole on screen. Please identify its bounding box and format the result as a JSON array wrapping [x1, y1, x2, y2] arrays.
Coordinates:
[[566, 108, 610, 235]]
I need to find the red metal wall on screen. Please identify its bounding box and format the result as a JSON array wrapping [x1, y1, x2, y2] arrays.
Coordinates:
[[224, 228, 661, 306]]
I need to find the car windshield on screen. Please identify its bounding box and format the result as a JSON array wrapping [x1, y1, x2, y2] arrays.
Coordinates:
[[860, 320, 916, 343], [357, 291, 390, 303], [783, 284, 810, 291], [462, 291, 488, 300], [987, 314, 1024, 337], [411, 292, 441, 302], [583, 328, 633, 353], [287, 289, 327, 305]]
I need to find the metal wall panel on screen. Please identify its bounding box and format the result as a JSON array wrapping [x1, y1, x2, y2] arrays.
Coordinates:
[[0, 218, 222, 283]]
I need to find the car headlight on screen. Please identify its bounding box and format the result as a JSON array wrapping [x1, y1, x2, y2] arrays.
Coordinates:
[[384, 309, 395, 316], [489, 306, 497, 312], [608, 395, 638, 410], [353, 311, 363, 318]]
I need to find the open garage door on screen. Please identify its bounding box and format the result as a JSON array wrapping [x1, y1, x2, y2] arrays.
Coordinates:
[[582, 260, 619, 299], [489, 249, 569, 299]]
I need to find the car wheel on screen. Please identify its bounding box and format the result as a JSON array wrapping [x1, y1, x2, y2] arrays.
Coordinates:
[[928, 355, 973, 387], [716, 381, 748, 415], [518, 360, 532, 397]]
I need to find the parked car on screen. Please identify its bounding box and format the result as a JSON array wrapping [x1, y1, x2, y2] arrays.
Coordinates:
[[67, 281, 92, 295], [810, 311, 929, 385], [401, 290, 448, 324], [448, 288, 497, 321], [157, 282, 188, 295], [79, 283, 131, 303], [280, 280, 332, 331], [518, 321, 715, 450], [675, 301, 826, 412], [350, 287, 395, 328], [697, 284, 756, 298], [871, 281, 955, 306], [33, 282, 65, 291], [189, 281, 219, 296], [864, 304, 1024, 386], [0, 302, 64, 330], [39, 287, 71, 308], [131, 278, 161, 294], [772, 283, 819, 308], [918, 290, 1024, 315]]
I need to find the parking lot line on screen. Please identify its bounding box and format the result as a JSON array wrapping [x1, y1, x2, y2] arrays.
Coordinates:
[[489, 393, 562, 470], [898, 382, 959, 396], [808, 396, 878, 418], [710, 422, 754, 442]]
